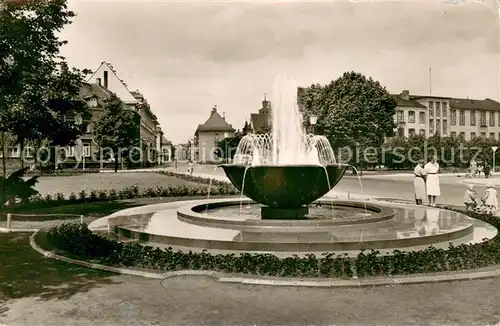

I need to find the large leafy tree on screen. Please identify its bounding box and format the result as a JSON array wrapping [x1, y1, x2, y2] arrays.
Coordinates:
[[94, 95, 140, 172], [298, 72, 397, 159], [0, 0, 90, 174]]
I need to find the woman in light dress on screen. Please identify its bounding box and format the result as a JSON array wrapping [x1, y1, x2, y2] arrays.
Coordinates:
[[424, 155, 440, 206], [481, 184, 498, 214], [413, 160, 427, 205]]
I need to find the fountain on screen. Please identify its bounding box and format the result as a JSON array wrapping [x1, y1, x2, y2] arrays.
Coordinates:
[[222, 73, 348, 219], [90, 73, 497, 257]]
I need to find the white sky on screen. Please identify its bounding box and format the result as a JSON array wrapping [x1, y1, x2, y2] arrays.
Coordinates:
[[61, 0, 500, 144]]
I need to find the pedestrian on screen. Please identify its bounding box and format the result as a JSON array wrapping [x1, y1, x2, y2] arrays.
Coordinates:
[[424, 155, 440, 206], [413, 159, 426, 205], [484, 163, 491, 179], [463, 184, 478, 211], [481, 184, 498, 215]]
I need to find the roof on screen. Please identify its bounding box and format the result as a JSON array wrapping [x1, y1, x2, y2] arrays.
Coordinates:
[[391, 94, 426, 109], [161, 135, 172, 146], [446, 98, 500, 112], [79, 83, 112, 107], [196, 108, 235, 132], [393, 90, 500, 112], [250, 113, 268, 133]]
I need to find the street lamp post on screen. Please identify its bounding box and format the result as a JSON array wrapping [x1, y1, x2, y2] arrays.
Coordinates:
[[309, 114, 318, 135], [492, 146, 498, 174]]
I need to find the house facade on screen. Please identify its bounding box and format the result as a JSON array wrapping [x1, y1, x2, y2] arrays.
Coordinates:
[[243, 94, 272, 134], [194, 106, 235, 162], [393, 90, 500, 141]]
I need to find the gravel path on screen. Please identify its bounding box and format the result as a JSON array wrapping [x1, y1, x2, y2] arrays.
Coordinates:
[[1, 275, 499, 326]]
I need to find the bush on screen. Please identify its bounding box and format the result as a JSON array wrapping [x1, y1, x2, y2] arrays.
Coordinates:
[[45, 208, 500, 278]]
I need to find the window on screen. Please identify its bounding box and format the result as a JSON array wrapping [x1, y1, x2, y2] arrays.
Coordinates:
[[408, 111, 415, 123], [451, 131, 457, 138], [89, 98, 98, 108], [442, 122, 447, 136], [214, 133, 220, 141], [459, 110, 465, 125], [396, 111, 404, 123], [397, 128, 404, 137], [419, 112, 425, 124], [429, 101, 434, 117], [10, 146, 20, 158], [67, 146, 75, 157], [419, 129, 426, 136], [481, 132, 486, 138], [450, 110, 457, 126], [24, 147, 33, 158], [436, 102, 441, 117], [429, 119, 434, 135], [436, 119, 440, 135], [490, 112, 495, 126], [409, 128, 415, 136], [470, 110, 476, 126], [83, 145, 91, 157], [442, 102, 448, 117], [490, 132, 495, 140], [480, 111, 487, 126], [459, 132, 465, 139], [471, 132, 476, 139]]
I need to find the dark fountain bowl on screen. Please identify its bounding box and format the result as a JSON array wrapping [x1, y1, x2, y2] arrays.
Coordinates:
[[220, 163, 349, 219]]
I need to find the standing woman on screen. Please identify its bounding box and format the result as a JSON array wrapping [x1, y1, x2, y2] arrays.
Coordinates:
[[413, 159, 427, 205], [424, 155, 441, 206]]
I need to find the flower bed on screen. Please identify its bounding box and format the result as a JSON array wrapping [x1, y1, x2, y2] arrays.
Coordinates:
[[157, 171, 233, 187], [44, 208, 500, 278]]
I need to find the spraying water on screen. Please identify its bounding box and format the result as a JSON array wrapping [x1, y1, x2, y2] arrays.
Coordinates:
[[233, 73, 336, 166]]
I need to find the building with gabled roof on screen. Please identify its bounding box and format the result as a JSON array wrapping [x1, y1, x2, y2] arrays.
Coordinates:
[[194, 105, 235, 162], [243, 94, 272, 135], [86, 61, 168, 165]]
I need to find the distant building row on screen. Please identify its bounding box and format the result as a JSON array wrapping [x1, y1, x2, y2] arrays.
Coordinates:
[[1, 61, 172, 169], [186, 90, 500, 162]]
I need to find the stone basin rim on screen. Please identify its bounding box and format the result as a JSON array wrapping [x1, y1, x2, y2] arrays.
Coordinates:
[[177, 199, 397, 230]]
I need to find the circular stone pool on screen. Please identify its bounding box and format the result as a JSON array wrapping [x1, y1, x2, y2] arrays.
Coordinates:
[[90, 198, 498, 258]]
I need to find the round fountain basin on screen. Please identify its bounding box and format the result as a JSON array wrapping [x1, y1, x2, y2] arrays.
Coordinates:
[[96, 198, 498, 257], [221, 164, 349, 208]]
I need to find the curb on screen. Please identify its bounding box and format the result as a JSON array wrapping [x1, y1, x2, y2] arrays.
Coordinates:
[[0, 227, 39, 233], [29, 230, 500, 288]]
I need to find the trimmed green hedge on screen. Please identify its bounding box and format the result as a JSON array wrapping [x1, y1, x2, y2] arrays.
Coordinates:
[[45, 208, 500, 278], [2, 183, 238, 212], [156, 171, 233, 187]]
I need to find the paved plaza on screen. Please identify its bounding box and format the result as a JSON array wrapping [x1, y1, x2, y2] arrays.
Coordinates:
[[3, 167, 497, 325], [34, 165, 490, 206], [1, 274, 499, 326]]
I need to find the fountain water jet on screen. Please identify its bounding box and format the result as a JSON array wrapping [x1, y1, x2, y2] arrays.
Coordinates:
[[222, 73, 348, 219]]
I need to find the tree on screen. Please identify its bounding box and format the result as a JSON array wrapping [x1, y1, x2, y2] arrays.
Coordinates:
[[217, 133, 244, 161], [298, 72, 397, 165], [94, 95, 140, 172], [0, 0, 90, 174]]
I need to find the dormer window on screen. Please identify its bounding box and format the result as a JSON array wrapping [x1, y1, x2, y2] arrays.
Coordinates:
[[89, 97, 98, 108]]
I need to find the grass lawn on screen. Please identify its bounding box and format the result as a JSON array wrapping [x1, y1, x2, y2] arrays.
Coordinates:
[[0, 232, 115, 314], [0, 194, 238, 315], [0, 195, 237, 222]]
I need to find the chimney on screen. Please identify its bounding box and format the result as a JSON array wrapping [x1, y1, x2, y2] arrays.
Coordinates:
[[103, 71, 108, 88], [96, 78, 101, 86], [401, 90, 410, 100], [223, 112, 226, 120], [211, 105, 217, 115]]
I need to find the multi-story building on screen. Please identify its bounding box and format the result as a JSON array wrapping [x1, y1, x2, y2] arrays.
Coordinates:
[[393, 90, 500, 141], [86, 61, 170, 164], [194, 105, 235, 162]]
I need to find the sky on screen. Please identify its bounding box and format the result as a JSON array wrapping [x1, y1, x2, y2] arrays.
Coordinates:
[[61, 0, 500, 144]]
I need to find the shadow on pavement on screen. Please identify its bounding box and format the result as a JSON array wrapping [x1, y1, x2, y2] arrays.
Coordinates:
[[0, 232, 119, 317]]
